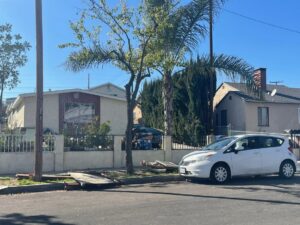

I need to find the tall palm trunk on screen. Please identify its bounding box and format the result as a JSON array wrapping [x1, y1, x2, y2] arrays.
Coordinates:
[[163, 71, 173, 136]]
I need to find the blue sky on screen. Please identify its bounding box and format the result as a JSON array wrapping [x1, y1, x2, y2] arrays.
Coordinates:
[[1, 0, 300, 99]]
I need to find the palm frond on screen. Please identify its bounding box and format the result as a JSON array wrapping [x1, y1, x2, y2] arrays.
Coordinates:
[[171, 0, 210, 52], [195, 54, 256, 90], [65, 46, 115, 72]]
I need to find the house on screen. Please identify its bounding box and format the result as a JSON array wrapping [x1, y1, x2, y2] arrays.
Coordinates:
[[88, 82, 126, 98], [6, 83, 127, 135], [214, 68, 300, 134], [133, 104, 143, 124]]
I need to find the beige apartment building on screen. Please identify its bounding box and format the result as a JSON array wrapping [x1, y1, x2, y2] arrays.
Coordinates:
[[6, 83, 127, 135]]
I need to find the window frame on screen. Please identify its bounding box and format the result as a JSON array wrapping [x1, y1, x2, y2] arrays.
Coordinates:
[[258, 107, 269, 127], [220, 109, 227, 126]]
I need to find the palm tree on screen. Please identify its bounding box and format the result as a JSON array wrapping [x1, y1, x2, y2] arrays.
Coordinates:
[[145, 0, 256, 136]]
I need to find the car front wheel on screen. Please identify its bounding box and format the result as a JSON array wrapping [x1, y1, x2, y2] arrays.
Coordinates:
[[211, 164, 230, 184], [279, 160, 295, 179]]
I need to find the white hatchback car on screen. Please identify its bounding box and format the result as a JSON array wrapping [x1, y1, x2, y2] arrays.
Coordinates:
[[179, 134, 297, 183]]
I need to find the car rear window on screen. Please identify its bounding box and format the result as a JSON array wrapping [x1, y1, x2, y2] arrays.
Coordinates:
[[259, 137, 284, 148]]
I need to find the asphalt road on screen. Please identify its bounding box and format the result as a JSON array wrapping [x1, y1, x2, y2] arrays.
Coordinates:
[[0, 175, 300, 225]]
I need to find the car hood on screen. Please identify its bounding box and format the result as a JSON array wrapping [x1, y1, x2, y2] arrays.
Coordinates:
[[181, 150, 217, 161]]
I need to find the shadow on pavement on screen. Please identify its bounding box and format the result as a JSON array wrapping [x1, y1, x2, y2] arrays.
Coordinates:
[[189, 174, 300, 186], [189, 175, 300, 198], [220, 176, 300, 198], [102, 188, 300, 206], [0, 213, 75, 225]]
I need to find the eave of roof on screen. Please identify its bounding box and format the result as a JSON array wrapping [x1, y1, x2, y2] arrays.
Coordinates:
[[8, 88, 126, 113], [88, 82, 125, 92], [222, 82, 300, 104]]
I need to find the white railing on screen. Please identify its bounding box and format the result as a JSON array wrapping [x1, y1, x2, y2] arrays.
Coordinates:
[[0, 134, 55, 152], [172, 136, 211, 150]]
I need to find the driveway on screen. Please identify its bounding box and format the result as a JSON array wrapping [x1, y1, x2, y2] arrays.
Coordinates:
[[0, 175, 299, 225]]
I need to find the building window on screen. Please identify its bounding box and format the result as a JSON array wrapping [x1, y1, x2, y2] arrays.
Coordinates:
[[258, 107, 269, 126], [63, 102, 96, 136], [220, 110, 227, 126], [64, 102, 95, 124]]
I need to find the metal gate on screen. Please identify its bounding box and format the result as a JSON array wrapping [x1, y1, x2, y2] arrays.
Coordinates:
[[290, 130, 300, 148]]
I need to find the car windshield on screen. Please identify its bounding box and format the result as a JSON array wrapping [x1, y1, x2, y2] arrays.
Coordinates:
[[203, 137, 237, 151]]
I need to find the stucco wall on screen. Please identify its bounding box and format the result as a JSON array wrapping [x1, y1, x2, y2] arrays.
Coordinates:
[[133, 105, 142, 124], [171, 150, 193, 164], [214, 83, 239, 109], [215, 93, 246, 131], [89, 85, 126, 98], [100, 97, 127, 135], [0, 135, 198, 174], [7, 103, 25, 129], [63, 151, 114, 171], [23, 95, 60, 132], [0, 152, 54, 174], [245, 102, 300, 133]]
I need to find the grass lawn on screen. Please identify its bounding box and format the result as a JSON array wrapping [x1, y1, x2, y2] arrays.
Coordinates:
[[102, 169, 178, 180], [0, 169, 179, 187], [0, 177, 74, 187]]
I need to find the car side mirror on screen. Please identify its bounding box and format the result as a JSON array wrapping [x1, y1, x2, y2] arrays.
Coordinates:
[[230, 144, 238, 154]]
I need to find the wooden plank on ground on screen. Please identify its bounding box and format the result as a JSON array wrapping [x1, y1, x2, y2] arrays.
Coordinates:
[[68, 172, 114, 186], [155, 160, 178, 169], [16, 174, 71, 180]]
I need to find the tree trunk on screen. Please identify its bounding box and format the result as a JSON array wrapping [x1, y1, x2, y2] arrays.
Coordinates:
[[125, 85, 134, 174], [163, 71, 173, 136], [0, 82, 4, 124]]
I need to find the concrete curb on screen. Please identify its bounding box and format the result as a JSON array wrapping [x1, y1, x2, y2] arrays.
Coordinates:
[[120, 175, 184, 185], [0, 183, 65, 195], [0, 175, 183, 195]]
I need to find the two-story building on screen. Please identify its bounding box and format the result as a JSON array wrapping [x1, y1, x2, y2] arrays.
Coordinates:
[[6, 83, 127, 135]]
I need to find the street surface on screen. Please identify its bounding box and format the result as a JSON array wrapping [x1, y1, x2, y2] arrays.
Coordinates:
[[0, 175, 300, 225]]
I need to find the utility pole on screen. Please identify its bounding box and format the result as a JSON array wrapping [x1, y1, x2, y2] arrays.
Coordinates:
[[88, 73, 90, 89], [209, 0, 214, 134], [34, 0, 43, 181]]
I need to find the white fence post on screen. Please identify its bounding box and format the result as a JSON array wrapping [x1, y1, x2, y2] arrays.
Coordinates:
[[54, 135, 64, 172], [113, 136, 123, 168], [164, 136, 172, 161], [206, 135, 215, 145], [293, 148, 300, 160]]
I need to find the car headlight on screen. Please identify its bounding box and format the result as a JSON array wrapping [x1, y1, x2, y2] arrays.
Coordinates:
[[196, 154, 214, 161], [181, 154, 214, 166]]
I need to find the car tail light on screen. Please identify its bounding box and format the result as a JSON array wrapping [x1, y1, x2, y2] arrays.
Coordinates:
[[288, 147, 293, 153]]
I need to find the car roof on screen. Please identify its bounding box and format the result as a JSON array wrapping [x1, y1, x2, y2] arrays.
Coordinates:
[[232, 133, 287, 139]]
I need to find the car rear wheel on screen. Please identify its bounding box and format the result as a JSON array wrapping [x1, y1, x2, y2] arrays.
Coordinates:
[[279, 160, 295, 179], [211, 164, 230, 184]]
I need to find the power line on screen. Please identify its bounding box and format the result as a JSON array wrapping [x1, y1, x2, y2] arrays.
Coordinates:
[[223, 8, 300, 35]]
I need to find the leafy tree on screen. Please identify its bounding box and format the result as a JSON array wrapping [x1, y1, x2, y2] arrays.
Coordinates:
[[85, 119, 112, 149], [144, 0, 255, 136], [141, 58, 210, 145], [0, 24, 31, 121], [141, 56, 255, 145], [60, 0, 158, 173]]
